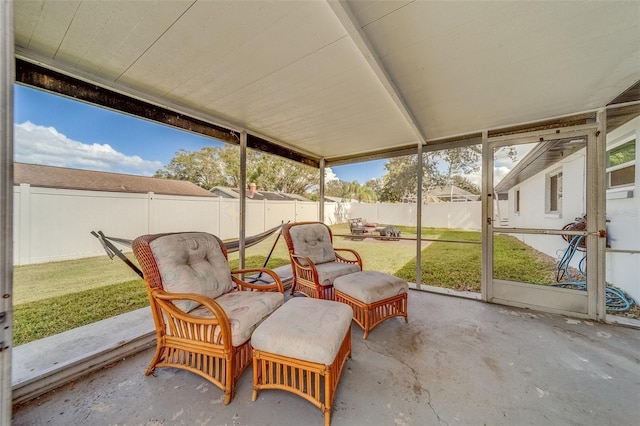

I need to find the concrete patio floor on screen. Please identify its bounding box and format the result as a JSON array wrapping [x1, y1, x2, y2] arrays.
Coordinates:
[[12, 290, 640, 426]]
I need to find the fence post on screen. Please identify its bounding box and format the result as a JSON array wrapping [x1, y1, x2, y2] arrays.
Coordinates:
[[217, 197, 222, 237], [147, 192, 154, 233], [18, 184, 30, 265], [263, 198, 267, 230]]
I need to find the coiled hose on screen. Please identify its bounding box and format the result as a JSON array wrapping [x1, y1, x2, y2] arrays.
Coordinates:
[[552, 228, 637, 313]]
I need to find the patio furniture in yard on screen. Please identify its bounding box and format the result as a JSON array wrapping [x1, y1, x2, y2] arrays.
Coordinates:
[[252, 297, 353, 426], [283, 221, 363, 300], [379, 225, 401, 241], [347, 218, 367, 235], [348, 217, 382, 235], [334, 270, 408, 339], [132, 232, 285, 404]]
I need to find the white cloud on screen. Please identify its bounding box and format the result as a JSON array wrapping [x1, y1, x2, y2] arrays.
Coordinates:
[[324, 167, 338, 182], [460, 144, 536, 189], [467, 172, 482, 188], [493, 166, 513, 184], [493, 143, 535, 185], [14, 121, 162, 175], [494, 148, 515, 170]]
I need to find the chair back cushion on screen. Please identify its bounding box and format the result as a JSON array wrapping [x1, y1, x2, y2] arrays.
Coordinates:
[[287, 223, 336, 265], [150, 232, 233, 312]]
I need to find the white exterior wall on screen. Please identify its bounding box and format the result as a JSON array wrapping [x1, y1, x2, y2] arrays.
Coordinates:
[[505, 116, 640, 302], [604, 117, 640, 303], [507, 148, 587, 267]]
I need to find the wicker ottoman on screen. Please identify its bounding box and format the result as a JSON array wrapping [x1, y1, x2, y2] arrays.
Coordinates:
[[251, 297, 353, 426], [333, 270, 408, 339]]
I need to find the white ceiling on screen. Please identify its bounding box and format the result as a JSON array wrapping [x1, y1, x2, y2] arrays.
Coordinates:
[[13, 0, 640, 164]]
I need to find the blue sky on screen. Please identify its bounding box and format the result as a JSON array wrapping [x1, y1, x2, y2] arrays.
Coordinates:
[[14, 84, 386, 183]]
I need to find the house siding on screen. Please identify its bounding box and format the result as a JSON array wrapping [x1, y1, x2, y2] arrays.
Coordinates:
[[506, 116, 640, 303]]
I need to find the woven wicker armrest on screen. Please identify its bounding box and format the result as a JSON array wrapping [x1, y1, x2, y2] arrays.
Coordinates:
[[151, 290, 231, 342], [290, 253, 318, 270], [334, 248, 363, 268], [231, 268, 284, 292], [289, 253, 320, 279], [153, 291, 229, 320]]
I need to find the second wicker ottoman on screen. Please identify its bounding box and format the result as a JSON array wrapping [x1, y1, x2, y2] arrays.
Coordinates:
[[333, 270, 408, 339]]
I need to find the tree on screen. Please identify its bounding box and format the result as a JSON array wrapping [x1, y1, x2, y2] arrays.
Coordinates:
[[346, 181, 377, 202], [249, 154, 318, 194], [155, 145, 319, 194], [379, 147, 481, 202], [451, 175, 480, 195], [364, 178, 382, 195], [325, 179, 350, 199], [325, 179, 377, 202], [154, 147, 229, 189]]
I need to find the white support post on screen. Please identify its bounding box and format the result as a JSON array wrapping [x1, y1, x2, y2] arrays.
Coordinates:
[[1, 0, 14, 421], [415, 143, 423, 288], [593, 109, 607, 320], [481, 131, 492, 302], [239, 132, 247, 269], [319, 158, 325, 222]]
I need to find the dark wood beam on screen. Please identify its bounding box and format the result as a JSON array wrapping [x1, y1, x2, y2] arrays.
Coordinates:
[[15, 58, 320, 168]]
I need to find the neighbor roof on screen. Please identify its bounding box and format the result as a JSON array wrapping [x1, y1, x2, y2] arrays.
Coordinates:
[[211, 186, 310, 201], [13, 1, 640, 166], [428, 185, 480, 201], [14, 163, 216, 197]]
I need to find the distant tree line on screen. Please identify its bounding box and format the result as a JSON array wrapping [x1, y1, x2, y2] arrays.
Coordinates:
[[154, 145, 318, 194], [155, 145, 481, 202]]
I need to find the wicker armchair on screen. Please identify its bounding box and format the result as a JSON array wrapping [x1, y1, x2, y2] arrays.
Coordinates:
[[132, 232, 284, 404], [283, 222, 362, 300]]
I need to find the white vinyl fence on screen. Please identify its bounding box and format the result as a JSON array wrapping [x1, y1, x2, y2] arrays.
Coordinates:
[[14, 184, 491, 265]]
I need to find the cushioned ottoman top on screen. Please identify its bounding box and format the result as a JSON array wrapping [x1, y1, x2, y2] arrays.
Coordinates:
[[251, 297, 353, 365], [333, 270, 408, 304]]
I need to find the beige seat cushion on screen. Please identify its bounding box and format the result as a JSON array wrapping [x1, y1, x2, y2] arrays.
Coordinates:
[[251, 298, 353, 365], [333, 271, 408, 304], [315, 262, 361, 287], [288, 223, 336, 265], [150, 232, 234, 312], [190, 291, 284, 346]]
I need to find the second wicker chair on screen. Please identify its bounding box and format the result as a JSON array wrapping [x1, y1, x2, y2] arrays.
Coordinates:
[[282, 221, 362, 300]]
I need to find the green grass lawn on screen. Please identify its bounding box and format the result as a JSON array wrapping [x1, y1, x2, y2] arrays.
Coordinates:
[[14, 280, 148, 344], [395, 229, 559, 291], [9, 225, 596, 346], [12, 253, 291, 346]]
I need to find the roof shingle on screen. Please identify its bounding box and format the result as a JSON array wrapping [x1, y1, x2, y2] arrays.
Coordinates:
[[14, 163, 216, 197]]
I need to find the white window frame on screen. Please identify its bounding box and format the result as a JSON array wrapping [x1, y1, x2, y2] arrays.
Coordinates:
[[606, 134, 635, 194], [545, 169, 563, 216]]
